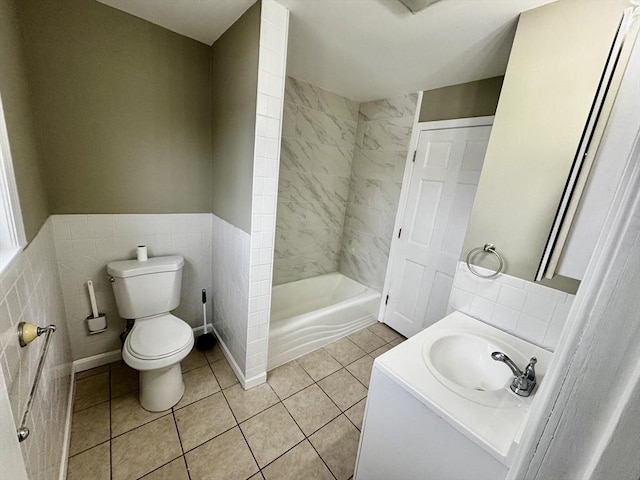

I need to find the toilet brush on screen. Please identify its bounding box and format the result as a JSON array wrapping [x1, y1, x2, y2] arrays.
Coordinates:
[[195, 289, 215, 351]]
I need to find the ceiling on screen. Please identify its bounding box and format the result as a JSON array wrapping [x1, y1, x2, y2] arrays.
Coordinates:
[[278, 0, 555, 101], [96, 0, 255, 45], [96, 0, 556, 102]]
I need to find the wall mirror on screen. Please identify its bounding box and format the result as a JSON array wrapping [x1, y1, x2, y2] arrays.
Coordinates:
[[461, 0, 634, 293]]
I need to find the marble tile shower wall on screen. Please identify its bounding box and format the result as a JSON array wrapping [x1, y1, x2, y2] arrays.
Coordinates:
[[274, 76, 359, 285], [448, 262, 575, 351], [0, 219, 72, 479], [51, 213, 213, 360], [339, 94, 419, 291]]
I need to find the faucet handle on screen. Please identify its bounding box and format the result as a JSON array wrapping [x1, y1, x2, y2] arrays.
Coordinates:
[[524, 357, 537, 380]]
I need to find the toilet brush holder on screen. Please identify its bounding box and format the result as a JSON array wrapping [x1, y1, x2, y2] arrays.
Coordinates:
[[86, 313, 107, 334]]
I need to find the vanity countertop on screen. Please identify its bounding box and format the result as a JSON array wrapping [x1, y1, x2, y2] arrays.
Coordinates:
[[374, 311, 552, 465]]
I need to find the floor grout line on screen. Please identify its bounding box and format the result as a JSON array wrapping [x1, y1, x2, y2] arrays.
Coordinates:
[[67, 325, 405, 479]]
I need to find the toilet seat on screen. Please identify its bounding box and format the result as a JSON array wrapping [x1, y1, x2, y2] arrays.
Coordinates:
[[128, 313, 192, 360], [123, 313, 194, 371]]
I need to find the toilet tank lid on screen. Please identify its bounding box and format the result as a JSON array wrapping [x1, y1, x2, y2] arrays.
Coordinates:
[[107, 255, 184, 278]]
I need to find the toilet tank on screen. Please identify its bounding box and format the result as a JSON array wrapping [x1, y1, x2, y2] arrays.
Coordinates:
[[107, 255, 184, 319]]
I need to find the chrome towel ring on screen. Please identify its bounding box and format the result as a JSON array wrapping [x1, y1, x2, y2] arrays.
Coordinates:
[[466, 244, 504, 278]]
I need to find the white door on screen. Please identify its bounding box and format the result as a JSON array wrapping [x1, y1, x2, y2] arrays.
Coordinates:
[[384, 125, 491, 337]]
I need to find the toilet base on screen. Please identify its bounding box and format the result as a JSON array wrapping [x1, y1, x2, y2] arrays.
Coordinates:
[[139, 363, 185, 412]]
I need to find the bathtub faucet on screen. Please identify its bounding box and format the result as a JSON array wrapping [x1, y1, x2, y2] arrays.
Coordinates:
[[491, 351, 537, 397]]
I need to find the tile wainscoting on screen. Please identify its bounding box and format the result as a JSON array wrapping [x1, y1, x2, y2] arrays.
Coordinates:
[[50, 212, 261, 385], [448, 261, 574, 351], [51, 213, 213, 361], [0, 219, 73, 479], [211, 215, 251, 377]]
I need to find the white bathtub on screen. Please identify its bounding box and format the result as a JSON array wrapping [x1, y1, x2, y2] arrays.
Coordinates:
[[267, 272, 381, 370]]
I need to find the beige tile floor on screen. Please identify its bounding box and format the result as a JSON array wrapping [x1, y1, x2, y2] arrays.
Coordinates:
[[66, 322, 405, 480]]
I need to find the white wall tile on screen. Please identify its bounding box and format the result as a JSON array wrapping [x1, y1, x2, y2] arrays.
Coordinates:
[[0, 220, 72, 480], [455, 270, 477, 293], [242, 0, 289, 382], [257, 93, 269, 116], [470, 295, 496, 321], [211, 215, 250, 374], [552, 299, 572, 324], [450, 261, 575, 351], [266, 95, 283, 119], [522, 293, 556, 321], [256, 115, 267, 137], [449, 287, 474, 312], [495, 272, 526, 289], [491, 304, 519, 333], [516, 313, 549, 346], [262, 0, 287, 28], [497, 284, 527, 311], [474, 278, 502, 302], [51, 213, 213, 360]]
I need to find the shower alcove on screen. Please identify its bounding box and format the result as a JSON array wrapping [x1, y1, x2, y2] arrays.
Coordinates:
[[267, 76, 418, 369]]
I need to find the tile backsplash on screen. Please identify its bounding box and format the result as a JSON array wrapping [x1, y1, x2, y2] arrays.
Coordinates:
[[0, 219, 72, 479], [51, 213, 213, 360], [449, 261, 574, 350]]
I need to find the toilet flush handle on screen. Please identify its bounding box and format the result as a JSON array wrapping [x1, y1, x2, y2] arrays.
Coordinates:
[[108, 276, 115, 283]]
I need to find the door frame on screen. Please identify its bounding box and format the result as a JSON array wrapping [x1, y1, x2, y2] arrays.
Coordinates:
[[379, 113, 495, 324]]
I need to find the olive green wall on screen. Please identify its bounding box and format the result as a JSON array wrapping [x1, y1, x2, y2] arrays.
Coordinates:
[[419, 76, 503, 122], [17, 0, 212, 215], [0, 0, 49, 242], [210, 2, 261, 234]]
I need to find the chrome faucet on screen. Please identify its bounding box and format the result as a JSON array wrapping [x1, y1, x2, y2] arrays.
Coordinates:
[[491, 352, 537, 397]]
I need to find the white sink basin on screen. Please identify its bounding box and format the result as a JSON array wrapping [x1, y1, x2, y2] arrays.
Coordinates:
[[422, 330, 529, 407], [375, 312, 552, 463]]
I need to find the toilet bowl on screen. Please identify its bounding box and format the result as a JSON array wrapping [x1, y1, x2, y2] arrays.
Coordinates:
[[107, 255, 193, 412], [122, 313, 194, 411]]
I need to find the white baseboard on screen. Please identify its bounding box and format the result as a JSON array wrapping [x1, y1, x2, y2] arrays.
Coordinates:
[[58, 367, 76, 480], [72, 323, 214, 372], [192, 323, 214, 336], [73, 350, 122, 372], [211, 326, 265, 390], [244, 371, 267, 389]]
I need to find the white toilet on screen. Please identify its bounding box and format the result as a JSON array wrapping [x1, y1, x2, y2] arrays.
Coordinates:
[[107, 255, 194, 412]]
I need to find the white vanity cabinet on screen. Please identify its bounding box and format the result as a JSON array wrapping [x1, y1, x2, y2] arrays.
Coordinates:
[[354, 312, 551, 480], [355, 365, 508, 480]]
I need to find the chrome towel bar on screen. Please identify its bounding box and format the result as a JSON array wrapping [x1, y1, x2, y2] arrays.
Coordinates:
[[16, 323, 56, 442]]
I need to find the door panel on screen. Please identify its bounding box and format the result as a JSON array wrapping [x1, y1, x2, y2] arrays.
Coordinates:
[[396, 259, 426, 320], [384, 125, 492, 337], [424, 272, 454, 330], [424, 141, 453, 168], [409, 180, 443, 247], [442, 183, 478, 256]]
